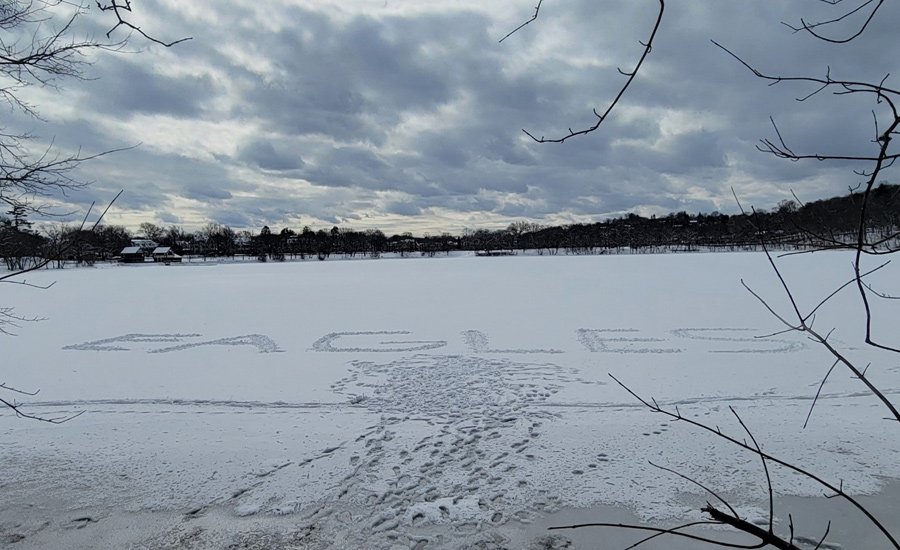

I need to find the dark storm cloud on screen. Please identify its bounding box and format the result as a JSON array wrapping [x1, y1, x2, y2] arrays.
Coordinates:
[[55, 181, 164, 213], [114, 183, 167, 210], [215, 210, 253, 229], [183, 184, 233, 202], [56, 149, 245, 227], [612, 130, 728, 176], [235, 140, 305, 172], [158, 212, 181, 224], [302, 146, 394, 189], [226, 7, 468, 144], [386, 201, 422, 217], [82, 55, 215, 117]]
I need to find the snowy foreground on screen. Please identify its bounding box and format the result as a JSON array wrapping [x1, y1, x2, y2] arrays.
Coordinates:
[[2, 252, 899, 549]]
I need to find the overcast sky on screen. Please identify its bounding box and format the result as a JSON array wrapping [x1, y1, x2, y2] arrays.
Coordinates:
[[15, 0, 900, 235]]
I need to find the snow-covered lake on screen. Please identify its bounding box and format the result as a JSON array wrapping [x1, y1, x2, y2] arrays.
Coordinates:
[[2, 252, 899, 548]]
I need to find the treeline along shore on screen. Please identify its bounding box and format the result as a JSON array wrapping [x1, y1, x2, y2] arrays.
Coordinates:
[[3, 184, 899, 267]]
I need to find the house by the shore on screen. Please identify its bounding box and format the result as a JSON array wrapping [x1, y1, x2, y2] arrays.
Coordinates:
[[151, 247, 182, 263], [119, 246, 145, 263]]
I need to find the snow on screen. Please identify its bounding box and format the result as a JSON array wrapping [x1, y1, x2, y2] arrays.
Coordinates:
[[234, 502, 263, 517], [404, 496, 491, 525], [1, 251, 899, 548]]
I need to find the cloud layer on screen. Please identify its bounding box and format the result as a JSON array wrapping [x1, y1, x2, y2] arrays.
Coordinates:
[[15, 1, 900, 234]]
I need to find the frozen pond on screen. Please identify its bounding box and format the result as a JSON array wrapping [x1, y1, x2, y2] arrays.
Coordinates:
[[2, 252, 898, 548]]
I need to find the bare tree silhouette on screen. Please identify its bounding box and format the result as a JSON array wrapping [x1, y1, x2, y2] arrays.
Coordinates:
[[501, 1, 900, 547], [1, 0, 187, 421]]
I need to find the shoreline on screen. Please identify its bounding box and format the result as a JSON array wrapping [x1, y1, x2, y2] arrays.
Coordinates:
[[512, 478, 900, 549], [4, 480, 899, 549]]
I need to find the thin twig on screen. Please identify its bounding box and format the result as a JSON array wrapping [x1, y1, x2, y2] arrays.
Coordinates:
[[804, 359, 840, 429], [648, 460, 738, 517], [498, 0, 543, 43]]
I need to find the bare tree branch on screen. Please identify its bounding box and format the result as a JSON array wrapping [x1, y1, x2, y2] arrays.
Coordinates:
[[804, 359, 840, 429], [1, 189, 122, 421], [0, 382, 39, 396], [732, 189, 900, 421], [521, 0, 665, 143], [608, 375, 900, 549], [0, 381, 82, 423], [702, 505, 799, 550], [0, 306, 45, 335], [526, 2, 898, 548], [0, 2, 187, 426], [782, 0, 885, 44], [550, 519, 764, 549], [729, 407, 775, 534], [648, 460, 738, 517], [498, 0, 543, 44], [95, 0, 192, 47], [0, 393, 84, 423]]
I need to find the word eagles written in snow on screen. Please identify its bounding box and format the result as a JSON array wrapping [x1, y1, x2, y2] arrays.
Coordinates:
[[64, 328, 808, 355], [312, 328, 806, 354]]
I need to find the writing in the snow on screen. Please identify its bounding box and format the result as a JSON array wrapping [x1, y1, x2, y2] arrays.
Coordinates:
[[311, 328, 805, 354], [64, 328, 804, 355], [63, 333, 282, 354]]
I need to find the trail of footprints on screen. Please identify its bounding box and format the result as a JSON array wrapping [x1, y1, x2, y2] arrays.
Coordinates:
[[329, 418, 553, 540], [203, 354, 600, 547], [316, 354, 579, 545]]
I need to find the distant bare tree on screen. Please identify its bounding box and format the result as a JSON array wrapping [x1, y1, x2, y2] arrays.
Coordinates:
[[138, 221, 164, 242]]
